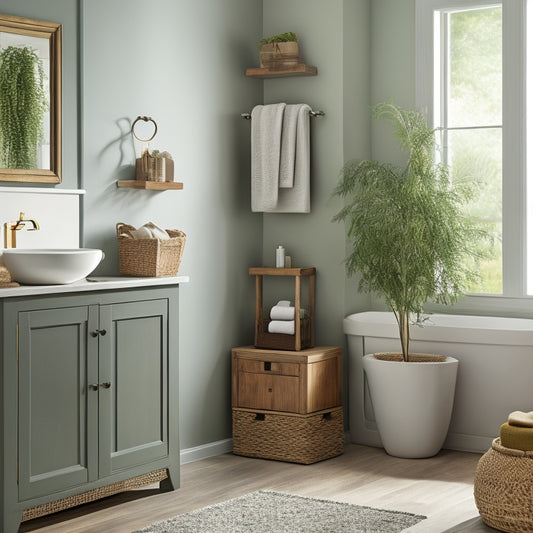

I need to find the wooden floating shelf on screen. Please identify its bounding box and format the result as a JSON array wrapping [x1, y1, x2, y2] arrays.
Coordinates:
[[117, 180, 183, 190], [245, 64, 317, 79]]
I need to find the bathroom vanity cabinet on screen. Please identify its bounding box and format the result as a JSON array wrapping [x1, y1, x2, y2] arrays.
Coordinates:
[[0, 281, 184, 533]]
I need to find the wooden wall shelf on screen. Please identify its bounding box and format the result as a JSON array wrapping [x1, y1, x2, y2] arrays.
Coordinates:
[[245, 64, 317, 79], [117, 180, 183, 190]]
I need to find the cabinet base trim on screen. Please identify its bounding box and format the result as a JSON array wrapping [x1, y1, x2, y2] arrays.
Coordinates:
[[21, 469, 168, 522]]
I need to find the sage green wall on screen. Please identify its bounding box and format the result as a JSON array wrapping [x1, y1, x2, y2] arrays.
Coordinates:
[[261, 0, 372, 349], [369, 0, 416, 311], [80, 0, 263, 449], [0, 0, 79, 189], [370, 0, 416, 163]]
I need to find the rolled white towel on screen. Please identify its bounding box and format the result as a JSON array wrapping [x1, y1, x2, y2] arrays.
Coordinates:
[[270, 305, 307, 320], [130, 225, 153, 239], [268, 320, 295, 335], [276, 300, 291, 307], [131, 222, 170, 240], [270, 305, 295, 320]]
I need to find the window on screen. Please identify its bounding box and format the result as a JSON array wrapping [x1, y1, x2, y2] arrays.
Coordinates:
[[416, 0, 528, 306]]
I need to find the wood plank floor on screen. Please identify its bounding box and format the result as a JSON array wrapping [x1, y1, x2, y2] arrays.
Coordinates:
[[19, 444, 488, 533]]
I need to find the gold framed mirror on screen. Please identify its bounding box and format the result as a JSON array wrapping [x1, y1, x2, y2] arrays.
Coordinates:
[[0, 13, 61, 183]]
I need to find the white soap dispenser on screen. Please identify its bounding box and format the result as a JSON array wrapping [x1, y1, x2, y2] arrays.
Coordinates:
[[276, 245, 285, 268]]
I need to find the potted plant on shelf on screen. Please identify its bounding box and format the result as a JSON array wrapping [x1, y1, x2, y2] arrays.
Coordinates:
[[333, 101, 484, 458], [257, 31, 299, 70], [0, 45, 47, 169]]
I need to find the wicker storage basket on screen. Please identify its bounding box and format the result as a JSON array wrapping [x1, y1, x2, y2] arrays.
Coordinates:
[[117, 223, 186, 277], [474, 438, 533, 532], [232, 407, 344, 464]]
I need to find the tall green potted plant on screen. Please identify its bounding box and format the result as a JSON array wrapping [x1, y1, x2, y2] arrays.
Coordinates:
[[333, 101, 483, 458], [0, 45, 47, 169]]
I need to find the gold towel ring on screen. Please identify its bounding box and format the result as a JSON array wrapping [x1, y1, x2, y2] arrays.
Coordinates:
[[131, 116, 158, 142]]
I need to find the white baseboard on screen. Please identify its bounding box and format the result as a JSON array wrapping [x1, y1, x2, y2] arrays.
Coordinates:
[[180, 438, 234, 465]]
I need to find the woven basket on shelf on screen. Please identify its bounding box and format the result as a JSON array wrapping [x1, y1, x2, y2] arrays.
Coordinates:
[[116, 222, 186, 277], [474, 437, 533, 532]]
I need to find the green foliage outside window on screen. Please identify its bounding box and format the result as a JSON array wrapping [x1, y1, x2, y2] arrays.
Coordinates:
[[447, 7, 503, 294]]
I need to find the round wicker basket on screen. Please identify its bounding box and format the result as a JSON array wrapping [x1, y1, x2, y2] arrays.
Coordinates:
[[474, 438, 533, 532]]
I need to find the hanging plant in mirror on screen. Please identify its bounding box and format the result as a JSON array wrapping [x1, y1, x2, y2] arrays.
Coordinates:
[[0, 45, 47, 169], [0, 13, 61, 183]]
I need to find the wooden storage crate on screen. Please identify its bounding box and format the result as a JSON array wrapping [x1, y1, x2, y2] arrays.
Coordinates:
[[232, 346, 342, 414], [232, 407, 344, 464], [249, 267, 315, 351]]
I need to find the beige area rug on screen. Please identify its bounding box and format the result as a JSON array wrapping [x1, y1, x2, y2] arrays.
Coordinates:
[[133, 490, 426, 533]]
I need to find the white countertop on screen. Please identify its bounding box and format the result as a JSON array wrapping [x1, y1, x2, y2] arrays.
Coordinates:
[[0, 275, 190, 298]]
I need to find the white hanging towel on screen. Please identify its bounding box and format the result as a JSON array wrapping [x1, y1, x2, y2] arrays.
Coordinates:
[[279, 104, 300, 188], [251, 103, 286, 212], [269, 103, 311, 213]]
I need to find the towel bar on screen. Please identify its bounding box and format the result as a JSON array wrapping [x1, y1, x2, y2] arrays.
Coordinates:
[[241, 110, 325, 120]]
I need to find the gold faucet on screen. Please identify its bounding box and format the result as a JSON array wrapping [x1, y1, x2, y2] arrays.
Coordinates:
[[3, 212, 40, 249]]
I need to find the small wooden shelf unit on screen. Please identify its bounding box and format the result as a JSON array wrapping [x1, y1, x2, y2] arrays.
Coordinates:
[[249, 266, 315, 351]]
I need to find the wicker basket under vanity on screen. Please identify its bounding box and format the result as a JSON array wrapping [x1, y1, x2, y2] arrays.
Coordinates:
[[116, 222, 186, 277]]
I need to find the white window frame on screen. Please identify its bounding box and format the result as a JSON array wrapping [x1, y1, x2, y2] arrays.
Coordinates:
[[415, 0, 531, 316]]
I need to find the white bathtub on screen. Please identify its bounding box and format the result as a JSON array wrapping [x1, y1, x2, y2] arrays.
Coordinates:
[[344, 311, 533, 453]]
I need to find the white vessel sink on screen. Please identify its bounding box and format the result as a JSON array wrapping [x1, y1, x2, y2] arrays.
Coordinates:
[[3, 248, 104, 285]]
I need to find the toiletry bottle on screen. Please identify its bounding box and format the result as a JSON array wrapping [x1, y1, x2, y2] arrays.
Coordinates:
[[276, 245, 285, 268]]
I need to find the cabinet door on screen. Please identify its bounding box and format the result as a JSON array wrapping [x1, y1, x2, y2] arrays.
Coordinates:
[[98, 299, 169, 476], [18, 305, 99, 501]]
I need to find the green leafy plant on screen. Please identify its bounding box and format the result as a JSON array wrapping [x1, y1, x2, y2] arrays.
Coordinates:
[[257, 32, 298, 48], [333, 101, 483, 361], [0, 45, 47, 169]]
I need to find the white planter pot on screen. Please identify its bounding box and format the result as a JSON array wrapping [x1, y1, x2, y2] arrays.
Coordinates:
[[363, 353, 459, 458]]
